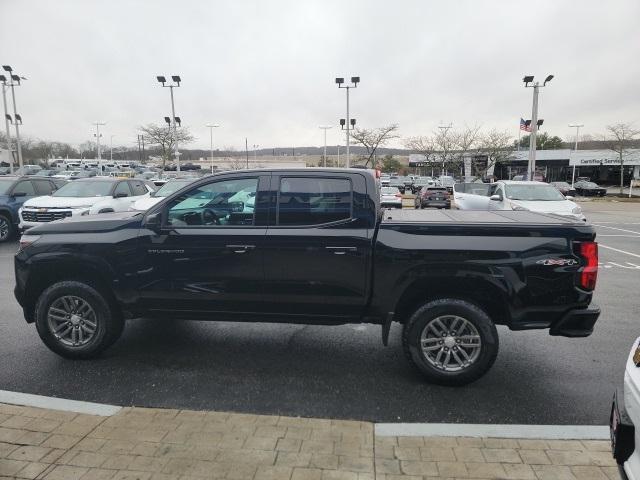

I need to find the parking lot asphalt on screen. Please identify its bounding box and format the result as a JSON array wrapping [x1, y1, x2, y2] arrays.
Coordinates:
[[0, 200, 638, 425]]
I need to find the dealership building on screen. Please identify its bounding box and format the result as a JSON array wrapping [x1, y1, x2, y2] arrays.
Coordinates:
[[409, 149, 640, 184]]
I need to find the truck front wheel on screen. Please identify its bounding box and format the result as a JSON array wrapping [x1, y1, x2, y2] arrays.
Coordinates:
[[402, 299, 498, 386], [34, 280, 124, 359]]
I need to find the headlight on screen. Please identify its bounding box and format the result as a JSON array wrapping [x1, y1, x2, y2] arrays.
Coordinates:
[[19, 234, 40, 251], [572, 206, 582, 214]]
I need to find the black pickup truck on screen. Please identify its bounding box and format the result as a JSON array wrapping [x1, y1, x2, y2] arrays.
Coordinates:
[[14, 168, 600, 386]]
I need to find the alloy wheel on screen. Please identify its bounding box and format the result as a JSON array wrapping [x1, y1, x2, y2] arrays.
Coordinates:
[[47, 296, 98, 347], [420, 315, 482, 372]]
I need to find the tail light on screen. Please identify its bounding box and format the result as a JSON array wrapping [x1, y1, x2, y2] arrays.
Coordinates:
[[574, 241, 598, 290], [395, 193, 402, 198]]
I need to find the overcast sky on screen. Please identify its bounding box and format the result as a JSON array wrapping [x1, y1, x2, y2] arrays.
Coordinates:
[[2, 0, 639, 151]]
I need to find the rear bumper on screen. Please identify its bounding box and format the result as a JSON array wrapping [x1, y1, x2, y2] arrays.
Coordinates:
[[549, 305, 600, 337], [422, 200, 451, 208]]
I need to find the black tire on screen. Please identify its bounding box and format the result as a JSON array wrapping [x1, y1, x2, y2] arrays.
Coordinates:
[[402, 298, 499, 386], [0, 214, 14, 243], [34, 280, 124, 359]]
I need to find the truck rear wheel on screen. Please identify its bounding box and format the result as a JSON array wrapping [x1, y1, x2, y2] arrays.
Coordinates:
[[34, 280, 124, 359], [402, 298, 498, 386]]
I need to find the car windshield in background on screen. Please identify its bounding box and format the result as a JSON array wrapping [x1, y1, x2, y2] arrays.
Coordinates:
[[52, 181, 115, 197], [505, 184, 566, 201], [381, 187, 399, 194], [0, 179, 14, 195], [154, 180, 193, 197]]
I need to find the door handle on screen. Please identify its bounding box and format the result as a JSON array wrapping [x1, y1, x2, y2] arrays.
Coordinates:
[[325, 246, 357, 255], [226, 244, 256, 254]]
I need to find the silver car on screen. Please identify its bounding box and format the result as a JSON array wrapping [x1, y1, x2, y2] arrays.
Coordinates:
[[380, 186, 403, 209]]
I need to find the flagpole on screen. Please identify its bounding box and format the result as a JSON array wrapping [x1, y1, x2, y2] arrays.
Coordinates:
[[517, 127, 521, 152]]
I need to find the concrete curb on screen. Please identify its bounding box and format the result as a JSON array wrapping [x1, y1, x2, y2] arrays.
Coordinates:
[[0, 389, 121, 417], [376, 423, 610, 440], [0, 390, 610, 439]]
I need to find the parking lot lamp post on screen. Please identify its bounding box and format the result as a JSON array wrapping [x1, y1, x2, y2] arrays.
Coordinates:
[[205, 124, 219, 173], [438, 123, 452, 176], [3, 66, 25, 171], [93, 122, 105, 174], [319, 126, 332, 167], [157, 75, 182, 172], [523, 75, 553, 180], [0, 76, 12, 174], [569, 123, 583, 187], [336, 144, 340, 166], [253, 144, 259, 164], [335, 76, 359, 167]]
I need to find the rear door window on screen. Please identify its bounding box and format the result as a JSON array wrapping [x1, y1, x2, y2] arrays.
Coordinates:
[[129, 180, 148, 197], [12, 180, 36, 196], [277, 177, 352, 226], [33, 180, 54, 195]]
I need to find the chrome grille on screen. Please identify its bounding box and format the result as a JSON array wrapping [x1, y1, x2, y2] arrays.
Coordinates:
[[22, 210, 72, 222]]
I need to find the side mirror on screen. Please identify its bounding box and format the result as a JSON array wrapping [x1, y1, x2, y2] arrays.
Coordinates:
[[114, 192, 128, 198], [489, 194, 502, 201], [144, 211, 162, 231]]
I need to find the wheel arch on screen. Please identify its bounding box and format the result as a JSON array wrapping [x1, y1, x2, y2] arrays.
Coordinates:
[[23, 258, 121, 323], [392, 276, 511, 327]]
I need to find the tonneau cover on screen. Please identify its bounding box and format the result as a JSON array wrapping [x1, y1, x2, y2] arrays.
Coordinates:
[[381, 209, 585, 225]]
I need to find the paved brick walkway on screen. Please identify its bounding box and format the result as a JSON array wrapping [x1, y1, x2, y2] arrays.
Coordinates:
[[0, 402, 619, 480]]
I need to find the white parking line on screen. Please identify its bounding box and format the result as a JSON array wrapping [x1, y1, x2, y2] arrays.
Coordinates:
[[600, 244, 640, 259], [375, 423, 608, 440], [593, 224, 640, 235], [0, 390, 121, 416]]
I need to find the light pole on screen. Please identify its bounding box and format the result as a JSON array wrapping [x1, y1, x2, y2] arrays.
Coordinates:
[[568, 123, 583, 187], [335, 76, 359, 167], [93, 122, 105, 174], [157, 75, 182, 171], [253, 144, 259, 164], [205, 123, 220, 173], [2, 66, 26, 171], [438, 123, 452, 176], [0, 75, 13, 173], [523, 74, 554, 180], [319, 126, 332, 167], [336, 145, 340, 167]]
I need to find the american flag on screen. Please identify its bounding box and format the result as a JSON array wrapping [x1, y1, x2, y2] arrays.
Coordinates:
[[520, 118, 532, 132]]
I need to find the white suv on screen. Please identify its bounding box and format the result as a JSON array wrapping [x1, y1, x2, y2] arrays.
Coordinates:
[[19, 178, 152, 231]]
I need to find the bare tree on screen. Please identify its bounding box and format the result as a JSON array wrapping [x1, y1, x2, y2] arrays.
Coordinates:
[[349, 124, 399, 167], [138, 123, 195, 170], [476, 129, 513, 177], [606, 122, 640, 195], [450, 124, 482, 174], [227, 156, 246, 170]]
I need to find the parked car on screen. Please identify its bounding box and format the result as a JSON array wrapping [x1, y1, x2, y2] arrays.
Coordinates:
[[0, 176, 61, 242], [14, 165, 43, 176], [15, 168, 600, 386], [389, 177, 406, 194], [130, 178, 198, 211], [438, 175, 455, 193], [453, 182, 491, 210], [415, 186, 450, 209], [550, 181, 577, 198], [454, 180, 585, 221], [401, 176, 414, 192], [380, 174, 391, 187], [380, 186, 403, 209], [610, 337, 640, 479], [0, 166, 12, 175], [411, 176, 434, 194], [574, 180, 607, 197], [19, 177, 152, 231]]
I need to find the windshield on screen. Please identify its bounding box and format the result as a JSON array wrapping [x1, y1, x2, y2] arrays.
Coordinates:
[[154, 180, 193, 197], [505, 184, 566, 201], [0, 179, 15, 195], [53, 180, 115, 197]]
